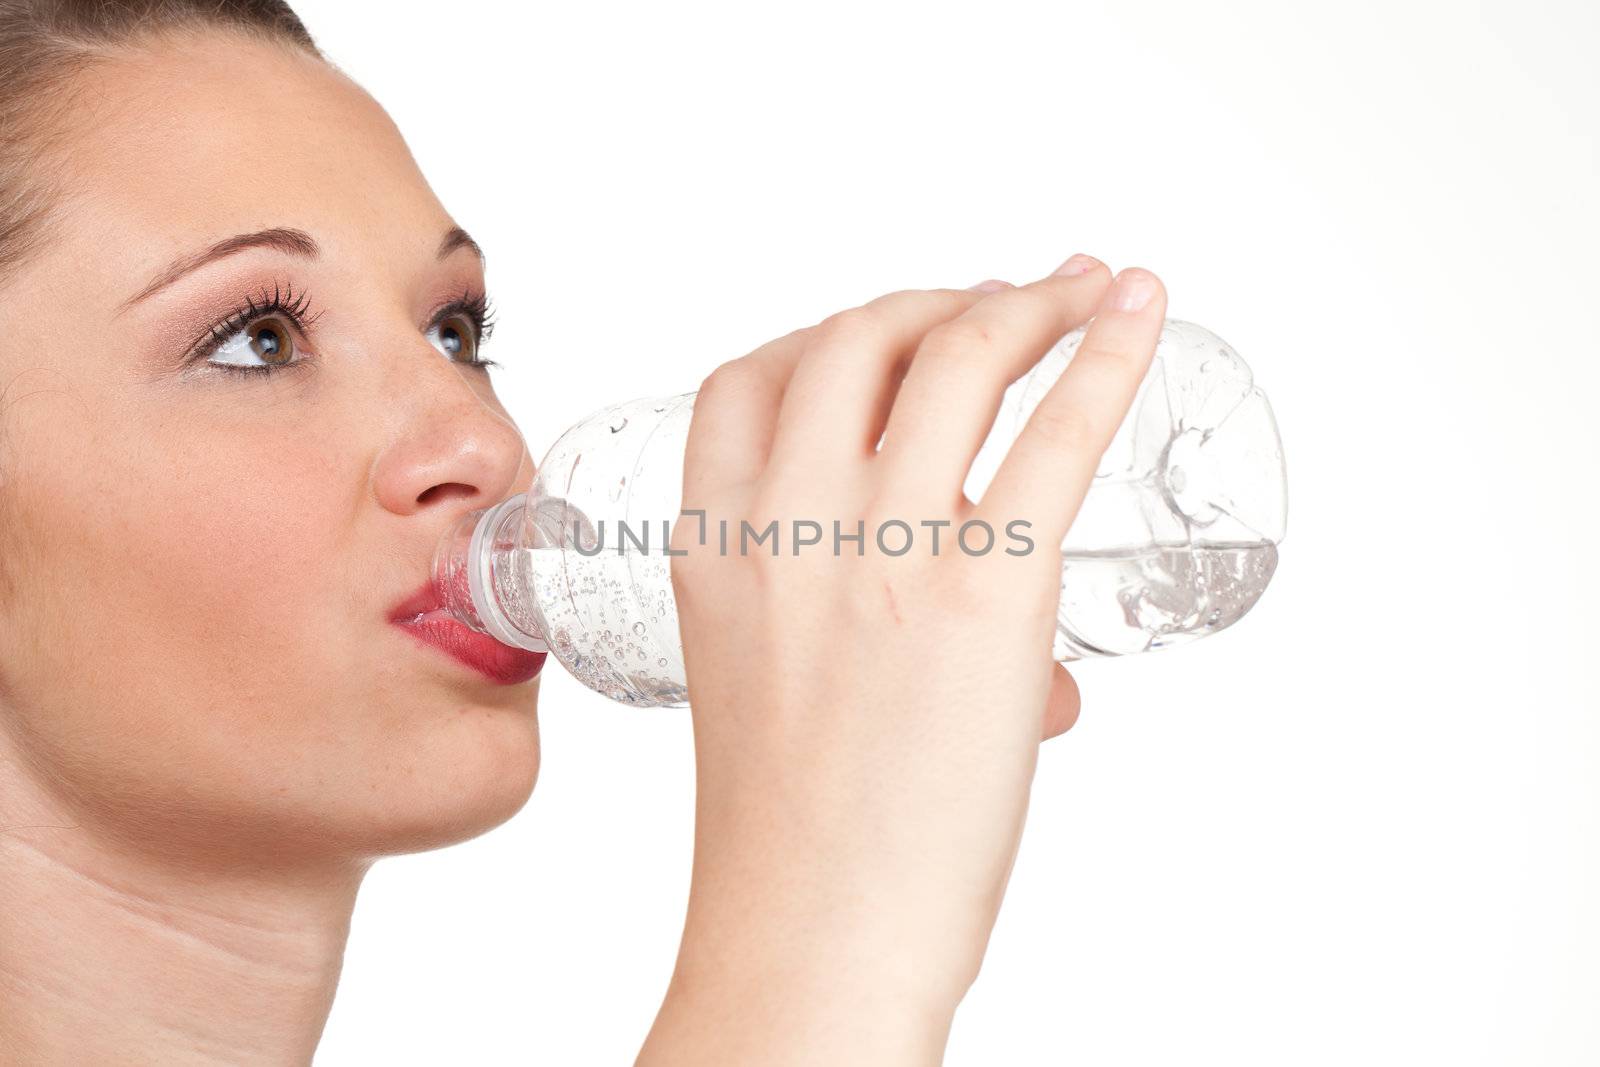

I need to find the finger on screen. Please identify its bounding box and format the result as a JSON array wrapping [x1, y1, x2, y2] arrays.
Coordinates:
[[872, 254, 1113, 509], [976, 267, 1167, 547], [762, 286, 992, 477], [1042, 662, 1081, 741], [681, 328, 811, 503]]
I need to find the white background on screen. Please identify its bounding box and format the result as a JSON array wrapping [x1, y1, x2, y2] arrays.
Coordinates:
[[301, 1, 1599, 1062]]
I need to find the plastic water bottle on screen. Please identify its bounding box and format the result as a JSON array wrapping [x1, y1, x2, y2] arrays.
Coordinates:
[[434, 319, 1287, 707]]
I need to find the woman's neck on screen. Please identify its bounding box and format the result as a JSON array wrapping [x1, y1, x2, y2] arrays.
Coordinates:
[[0, 773, 366, 1066]]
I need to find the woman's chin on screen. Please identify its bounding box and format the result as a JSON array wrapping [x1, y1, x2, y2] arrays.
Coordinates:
[[347, 701, 543, 858]]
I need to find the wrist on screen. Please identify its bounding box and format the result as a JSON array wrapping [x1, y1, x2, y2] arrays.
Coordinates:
[[637, 948, 959, 1067], [636, 890, 976, 1067]]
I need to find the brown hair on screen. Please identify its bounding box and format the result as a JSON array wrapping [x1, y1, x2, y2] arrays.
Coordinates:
[[0, 0, 321, 292]]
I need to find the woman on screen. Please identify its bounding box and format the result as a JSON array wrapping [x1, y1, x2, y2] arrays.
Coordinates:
[[0, 1, 1165, 1063]]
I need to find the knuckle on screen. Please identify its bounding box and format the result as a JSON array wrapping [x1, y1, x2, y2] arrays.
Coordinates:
[[667, 514, 704, 559], [696, 358, 757, 401], [1072, 341, 1133, 369], [918, 316, 998, 360], [861, 287, 966, 317], [701, 321, 815, 398], [696, 361, 734, 396], [1026, 401, 1101, 451], [668, 547, 710, 598], [669, 523, 745, 596], [860, 287, 927, 310], [808, 306, 882, 350]]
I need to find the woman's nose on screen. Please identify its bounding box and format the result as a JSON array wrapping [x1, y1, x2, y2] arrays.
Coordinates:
[[370, 366, 531, 518]]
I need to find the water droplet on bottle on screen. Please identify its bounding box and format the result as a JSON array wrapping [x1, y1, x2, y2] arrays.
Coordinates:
[[515, 319, 1281, 708]]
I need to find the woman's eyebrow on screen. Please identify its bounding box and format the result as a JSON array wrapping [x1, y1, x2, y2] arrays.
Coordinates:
[[437, 226, 484, 264], [119, 227, 319, 311], [118, 225, 485, 313]]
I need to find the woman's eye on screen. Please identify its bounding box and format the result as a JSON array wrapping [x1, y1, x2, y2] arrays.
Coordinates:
[[207, 315, 299, 370], [427, 313, 480, 363]]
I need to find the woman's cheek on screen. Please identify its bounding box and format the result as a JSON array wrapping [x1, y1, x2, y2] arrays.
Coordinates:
[[136, 458, 352, 657]]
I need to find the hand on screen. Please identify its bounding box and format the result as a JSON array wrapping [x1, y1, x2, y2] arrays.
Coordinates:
[[637, 255, 1167, 1065]]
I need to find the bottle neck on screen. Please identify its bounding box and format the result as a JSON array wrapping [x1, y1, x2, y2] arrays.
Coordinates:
[[433, 494, 550, 653]]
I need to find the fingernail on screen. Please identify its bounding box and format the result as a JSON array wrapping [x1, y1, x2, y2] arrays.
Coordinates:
[[1052, 253, 1099, 278], [967, 279, 1013, 292], [1109, 267, 1158, 311]]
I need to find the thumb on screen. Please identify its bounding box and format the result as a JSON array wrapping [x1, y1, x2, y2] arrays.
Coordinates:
[[1042, 662, 1081, 741]]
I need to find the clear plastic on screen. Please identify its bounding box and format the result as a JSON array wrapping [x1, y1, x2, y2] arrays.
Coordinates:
[[435, 318, 1287, 707]]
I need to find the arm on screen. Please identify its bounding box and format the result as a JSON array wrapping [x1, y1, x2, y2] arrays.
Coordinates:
[[637, 254, 1167, 1064]]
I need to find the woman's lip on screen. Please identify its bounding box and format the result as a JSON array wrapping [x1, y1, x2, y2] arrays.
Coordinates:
[[389, 578, 446, 624], [393, 610, 546, 686]]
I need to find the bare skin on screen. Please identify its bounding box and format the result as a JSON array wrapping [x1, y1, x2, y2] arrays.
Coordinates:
[[0, 32, 536, 1066], [0, 26, 1167, 1067], [636, 258, 1164, 1064]]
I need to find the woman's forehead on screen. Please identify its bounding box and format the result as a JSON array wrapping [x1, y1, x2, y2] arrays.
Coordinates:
[[52, 35, 434, 271]]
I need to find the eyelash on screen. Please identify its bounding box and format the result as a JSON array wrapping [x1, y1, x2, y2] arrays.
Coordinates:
[[184, 283, 501, 377]]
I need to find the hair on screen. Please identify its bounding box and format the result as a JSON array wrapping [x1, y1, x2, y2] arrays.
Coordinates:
[[0, 1, 320, 574], [0, 0, 320, 291]]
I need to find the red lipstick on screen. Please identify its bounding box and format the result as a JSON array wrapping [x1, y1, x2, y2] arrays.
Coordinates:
[[389, 578, 545, 686]]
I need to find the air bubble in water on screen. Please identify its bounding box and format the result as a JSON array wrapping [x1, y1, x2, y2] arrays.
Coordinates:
[[507, 334, 1283, 708]]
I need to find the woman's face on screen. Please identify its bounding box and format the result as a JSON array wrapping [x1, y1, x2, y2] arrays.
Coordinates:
[[0, 33, 541, 863]]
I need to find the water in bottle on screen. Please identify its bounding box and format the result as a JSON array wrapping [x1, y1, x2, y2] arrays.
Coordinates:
[[435, 319, 1288, 707]]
